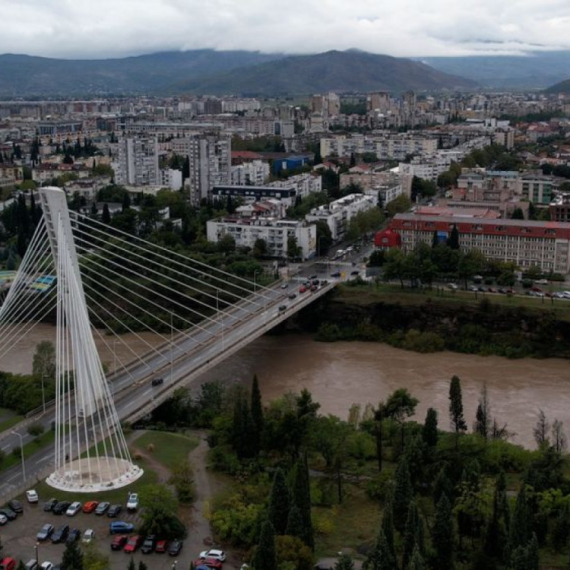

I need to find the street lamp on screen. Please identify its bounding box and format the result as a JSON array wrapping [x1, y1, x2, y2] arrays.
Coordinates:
[[171, 561, 177, 570], [11, 431, 25, 481], [35, 542, 39, 564], [253, 270, 260, 293], [41, 374, 47, 414]]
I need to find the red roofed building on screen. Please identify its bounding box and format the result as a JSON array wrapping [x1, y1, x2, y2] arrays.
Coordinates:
[[374, 228, 402, 249], [231, 150, 265, 165], [388, 213, 570, 273]]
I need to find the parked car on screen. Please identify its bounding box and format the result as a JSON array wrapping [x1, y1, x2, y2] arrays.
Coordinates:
[[168, 540, 183, 556], [155, 540, 168, 553], [66, 502, 82, 517], [126, 493, 138, 511], [23, 559, 37, 570], [53, 501, 71, 515], [37, 523, 55, 542], [199, 549, 227, 562], [82, 501, 98, 513], [109, 522, 134, 535], [8, 500, 22, 514], [151, 377, 164, 386], [43, 498, 58, 512], [82, 529, 95, 543], [0, 508, 17, 521], [111, 535, 128, 550], [0, 558, 16, 570], [196, 559, 222, 569], [95, 502, 110, 515], [0, 514, 7, 525], [66, 529, 81, 545], [26, 490, 39, 503], [39, 563, 53, 570], [123, 535, 143, 553], [107, 504, 122, 517], [51, 525, 70, 544], [141, 535, 155, 554]]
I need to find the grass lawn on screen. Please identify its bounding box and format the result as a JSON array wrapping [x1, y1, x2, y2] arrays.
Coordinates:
[[133, 430, 199, 471], [1, 430, 55, 474], [0, 408, 23, 434], [338, 283, 570, 320], [314, 485, 381, 559]]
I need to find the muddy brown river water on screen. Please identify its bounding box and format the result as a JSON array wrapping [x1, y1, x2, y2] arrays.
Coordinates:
[[2, 324, 570, 449]]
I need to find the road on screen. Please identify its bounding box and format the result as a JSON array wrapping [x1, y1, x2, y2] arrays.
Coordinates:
[[0, 277, 337, 499]]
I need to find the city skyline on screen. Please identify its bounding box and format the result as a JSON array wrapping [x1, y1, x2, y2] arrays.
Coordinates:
[[1, 0, 570, 60]]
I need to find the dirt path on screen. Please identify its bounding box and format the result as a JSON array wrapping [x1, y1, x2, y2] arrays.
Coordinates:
[[128, 429, 172, 484]]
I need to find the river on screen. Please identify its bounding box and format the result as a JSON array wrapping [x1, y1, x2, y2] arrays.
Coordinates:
[[2, 324, 570, 449]]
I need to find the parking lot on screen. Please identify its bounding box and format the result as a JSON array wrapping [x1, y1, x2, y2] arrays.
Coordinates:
[[0, 500, 199, 570]]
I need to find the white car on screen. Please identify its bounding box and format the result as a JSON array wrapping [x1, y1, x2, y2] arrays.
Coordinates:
[[82, 529, 95, 543], [0, 514, 7, 525], [66, 501, 82, 516], [200, 549, 226, 562], [126, 493, 139, 511], [41, 563, 53, 570], [26, 490, 38, 503]]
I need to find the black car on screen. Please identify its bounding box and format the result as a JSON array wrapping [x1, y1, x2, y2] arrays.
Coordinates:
[[107, 504, 122, 517], [0, 508, 17, 521], [288, 293, 297, 300], [309, 274, 317, 280], [53, 501, 71, 515], [52, 524, 70, 544], [66, 528, 81, 545], [43, 498, 58, 512], [151, 377, 164, 386], [330, 271, 341, 278], [37, 523, 55, 541], [95, 501, 110, 515], [141, 535, 155, 554], [8, 499, 22, 514], [168, 540, 183, 556]]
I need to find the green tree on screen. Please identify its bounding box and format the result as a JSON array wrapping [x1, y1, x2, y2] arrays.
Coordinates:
[[509, 485, 531, 557], [511, 207, 525, 220], [408, 546, 425, 570], [275, 535, 313, 570], [384, 388, 418, 448], [83, 542, 109, 570], [458, 249, 486, 287], [285, 503, 304, 539], [268, 468, 290, 535], [292, 459, 314, 550], [168, 459, 195, 503], [251, 520, 277, 570], [287, 236, 302, 260], [393, 456, 413, 533], [137, 562, 148, 570], [334, 553, 355, 570], [381, 503, 396, 560], [102, 203, 111, 224], [449, 375, 467, 449], [316, 220, 333, 256], [485, 471, 510, 559], [139, 484, 185, 539], [447, 225, 460, 249], [127, 558, 136, 570], [32, 340, 55, 380], [62, 538, 84, 570], [252, 238, 268, 259], [251, 374, 264, 451], [365, 527, 398, 570], [474, 384, 490, 441], [403, 500, 424, 569], [432, 494, 454, 570], [421, 408, 438, 449]]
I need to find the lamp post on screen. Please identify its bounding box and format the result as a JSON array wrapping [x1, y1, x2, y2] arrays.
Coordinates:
[[253, 270, 260, 293], [171, 560, 178, 570], [11, 431, 25, 481], [41, 374, 46, 414], [35, 542, 39, 564]]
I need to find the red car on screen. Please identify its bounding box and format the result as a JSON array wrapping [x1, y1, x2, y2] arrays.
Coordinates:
[[124, 535, 143, 553], [155, 540, 169, 553], [195, 559, 223, 570], [299, 286, 307, 293], [111, 535, 128, 550], [82, 501, 99, 513]]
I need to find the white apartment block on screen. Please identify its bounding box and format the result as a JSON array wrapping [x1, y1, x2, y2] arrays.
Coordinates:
[[115, 136, 160, 186], [160, 168, 183, 191], [207, 216, 317, 260], [231, 160, 270, 186], [269, 173, 322, 199], [305, 193, 377, 241], [187, 133, 231, 204]]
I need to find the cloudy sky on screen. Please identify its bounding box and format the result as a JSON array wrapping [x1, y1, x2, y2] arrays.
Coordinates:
[[2, 0, 570, 59]]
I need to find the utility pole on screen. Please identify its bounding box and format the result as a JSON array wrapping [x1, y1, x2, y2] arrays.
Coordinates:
[[11, 431, 25, 481]]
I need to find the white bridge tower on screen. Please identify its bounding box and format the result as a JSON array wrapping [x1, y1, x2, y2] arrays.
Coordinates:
[[40, 188, 142, 492]]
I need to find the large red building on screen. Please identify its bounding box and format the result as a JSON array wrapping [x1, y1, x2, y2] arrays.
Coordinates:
[[383, 213, 570, 274]]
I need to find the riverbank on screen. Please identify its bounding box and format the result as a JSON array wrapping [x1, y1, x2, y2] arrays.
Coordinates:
[[298, 283, 570, 359]]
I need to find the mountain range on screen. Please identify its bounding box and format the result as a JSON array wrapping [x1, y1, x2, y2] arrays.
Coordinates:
[[0, 49, 474, 97]]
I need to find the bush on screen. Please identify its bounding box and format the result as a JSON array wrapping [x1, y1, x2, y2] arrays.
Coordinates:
[[209, 445, 241, 474], [11, 446, 21, 458], [27, 423, 44, 437], [315, 323, 344, 342], [401, 329, 445, 353], [365, 471, 395, 502]]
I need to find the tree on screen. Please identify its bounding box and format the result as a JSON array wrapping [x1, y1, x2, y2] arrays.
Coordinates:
[[251, 520, 277, 570], [533, 409, 550, 448], [251, 374, 264, 451], [316, 220, 333, 256], [364, 527, 397, 570], [138, 562, 148, 570], [62, 538, 84, 570], [474, 384, 490, 441], [374, 403, 385, 472], [275, 535, 313, 570], [393, 456, 413, 533], [32, 340, 55, 379], [252, 238, 268, 259], [268, 468, 290, 535], [168, 459, 195, 503], [432, 494, 454, 570], [384, 388, 418, 448], [292, 459, 314, 550], [485, 470, 510, 560], [83, 542, 109, 570], [139, 484, 185, 539], [102, 203, 111, 224], [551, 419, 567, 454], [127, 558, 136, 570], [408, 546, 425, 570], [285, 503, 303, 539], [381, 503, 396, 560], [458, 249, 486, 288], [449, 375, 467, 449], [511, 207, 525, 220], [334, 553, 355, 570], [287, 236, 302, 260], [509, 485, 531, 557], [447, 225, 460, 249], [422, 408, 438, 449], [403, 500, 424, 569]]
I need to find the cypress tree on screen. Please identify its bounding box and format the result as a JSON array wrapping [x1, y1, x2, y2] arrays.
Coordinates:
[[408, 546, 425, 570], [485, 471, 510, 559], [286, 503, 303, 539], [381, 502, 396, 560], [449, 375, 467, 449], [62, 539, 84, 570], [403, 500, 424, 569], [102, 203, 111, 224], [268, 468, 290, 535], [251, 520, 276, 570], [138, 562, 148, 570], [374, 403, 384, 473], [527, 533, 539, 570], [551, 501, 570, 552], [293, 459, 314, 550], [431, 230, 439, 248], [364, 527, 398, 570], [432, 493, 454, 570], [422, 407, 438, 449], [447, 225, 460, 249], [509, 485, 531, 557], [334, 553, 355, 570], [392, 455, 413, 533], [251, 374, 264, 453]]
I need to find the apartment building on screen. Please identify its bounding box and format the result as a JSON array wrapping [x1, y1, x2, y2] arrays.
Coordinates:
[[231, 159, 269, 186], [388, 213, 570, 273], [115, 135, 160, 186], [207, 215, 316, 260], [212, 185, 297, 207], [305, 193, 377, 241], [269, 173, 322, 199], [550, 194, 570, 223]]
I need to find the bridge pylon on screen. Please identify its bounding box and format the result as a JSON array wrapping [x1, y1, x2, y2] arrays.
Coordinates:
[[39, 188, 143, 492]]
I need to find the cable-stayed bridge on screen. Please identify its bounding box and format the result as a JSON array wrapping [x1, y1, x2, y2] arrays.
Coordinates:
[[0, 187, 335, 495]]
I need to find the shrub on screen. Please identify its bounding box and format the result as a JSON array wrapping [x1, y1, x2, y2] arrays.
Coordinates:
[[11, 446, 21, 458], [315, 322, 344, 342], [401, 329, 445, 353], [146, 443, 155, 453], [366, 471, 395, 503], [27, 423, 44, 437]]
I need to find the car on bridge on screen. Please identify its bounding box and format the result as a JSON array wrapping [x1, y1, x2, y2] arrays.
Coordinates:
[[151, 378, 164, 386], [278, 305, 287, 311]]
